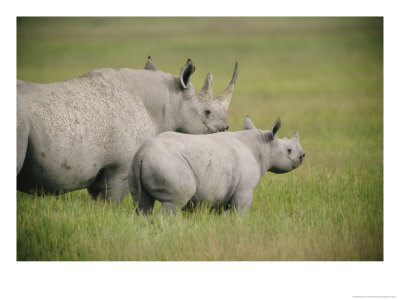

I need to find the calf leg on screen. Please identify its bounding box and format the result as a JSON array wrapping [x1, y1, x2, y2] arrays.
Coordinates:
[[230, 189, 254, 215], [158, 201, 181, 215], [139, 156, 197, 215], [154, 176, 197, 214], [132, 187, 155, 215], [156, 183, 197, 215]]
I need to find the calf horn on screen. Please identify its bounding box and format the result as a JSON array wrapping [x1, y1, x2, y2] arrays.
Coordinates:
[[197, 72, 213, 101], [215, 61, 238, 111]]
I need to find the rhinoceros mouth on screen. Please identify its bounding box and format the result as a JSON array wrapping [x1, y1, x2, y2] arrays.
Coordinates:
[[205, 125, 218, 134], [205, 124, 229, 134]]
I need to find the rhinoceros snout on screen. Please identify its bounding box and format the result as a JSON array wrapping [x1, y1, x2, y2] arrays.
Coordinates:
[[221, 125, 229, 132], [215, 124, 229, 132]]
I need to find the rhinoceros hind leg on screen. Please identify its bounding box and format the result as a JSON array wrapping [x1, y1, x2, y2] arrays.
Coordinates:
[[87, 166, 129, 202]]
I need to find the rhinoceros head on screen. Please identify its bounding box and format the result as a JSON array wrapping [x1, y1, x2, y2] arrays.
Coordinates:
[[196, 63, 238, 133], [243, 117, 305, 174], [145, 57, 237, 134]]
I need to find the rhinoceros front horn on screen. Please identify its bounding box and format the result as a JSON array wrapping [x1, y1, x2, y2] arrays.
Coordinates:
[[215, 61, 238, 111]]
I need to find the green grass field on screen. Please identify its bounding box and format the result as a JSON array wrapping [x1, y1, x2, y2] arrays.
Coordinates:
[[16, 17, 383, 260]]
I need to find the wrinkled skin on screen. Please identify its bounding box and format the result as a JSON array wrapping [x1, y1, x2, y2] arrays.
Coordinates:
[[17, 58, 238, 201], [129, 116, 305, 215]]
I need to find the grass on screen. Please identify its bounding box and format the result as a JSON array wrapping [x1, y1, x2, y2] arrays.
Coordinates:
[[16, 17, 383, 260]]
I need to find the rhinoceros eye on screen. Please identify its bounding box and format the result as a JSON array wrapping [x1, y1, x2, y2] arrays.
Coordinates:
[[204, 109, 211, 118], [288, 148, 292, 154]]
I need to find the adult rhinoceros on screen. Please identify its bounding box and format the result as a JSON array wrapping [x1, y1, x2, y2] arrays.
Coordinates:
[[17, 57, 238, 201]]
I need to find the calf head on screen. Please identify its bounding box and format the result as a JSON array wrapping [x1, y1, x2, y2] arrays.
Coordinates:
[[145, 57, 237, 134], [244, 117, 305, 174]]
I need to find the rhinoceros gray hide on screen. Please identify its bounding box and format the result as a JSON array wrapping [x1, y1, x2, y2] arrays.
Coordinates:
[[17, 58, 238, 201]]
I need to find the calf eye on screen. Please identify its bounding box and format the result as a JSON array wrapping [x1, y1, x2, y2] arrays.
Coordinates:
[[204, 109, 211, 118], [288, 148, 292, 154]]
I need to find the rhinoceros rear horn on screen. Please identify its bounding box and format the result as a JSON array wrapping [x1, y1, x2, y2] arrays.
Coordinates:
[[215, 61, 238, 111], [197, 72, 213, 101], [144, 55, 159, 70], [180, 58, 196, 89]]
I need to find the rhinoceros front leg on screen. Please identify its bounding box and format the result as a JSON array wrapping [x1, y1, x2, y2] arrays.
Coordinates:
[[87, 165, 129, 202], [230, 188, 254, 214]]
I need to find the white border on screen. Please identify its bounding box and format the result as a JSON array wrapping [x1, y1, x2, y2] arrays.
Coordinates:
[[2, 1, 399, 299]]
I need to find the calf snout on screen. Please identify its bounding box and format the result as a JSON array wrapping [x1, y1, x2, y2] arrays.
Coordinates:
[[299, 152, 305, 162]]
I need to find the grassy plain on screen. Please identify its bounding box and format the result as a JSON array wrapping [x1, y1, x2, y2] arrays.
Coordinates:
[[16, 17, 383, 260]]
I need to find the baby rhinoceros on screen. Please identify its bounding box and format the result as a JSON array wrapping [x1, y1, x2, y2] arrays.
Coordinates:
[[129, 117, 305, 215]]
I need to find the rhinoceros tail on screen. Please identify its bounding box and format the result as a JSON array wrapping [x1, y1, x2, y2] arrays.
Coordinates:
[[144, 55, 159, 71], [133, 158, 142, 206], [17, 105, 31, 175]]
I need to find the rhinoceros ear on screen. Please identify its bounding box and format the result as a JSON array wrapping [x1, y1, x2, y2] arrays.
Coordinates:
[[144, 55, 159, 70], [243, 116, 256, 130], [271, 117, 281, 137], [180, 58, 196, 89]]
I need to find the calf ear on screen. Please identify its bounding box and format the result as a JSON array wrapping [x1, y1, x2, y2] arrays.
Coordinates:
[[243, 116, 256, 130], [271, 117, 281, 137], [179, 58, 196, 89]]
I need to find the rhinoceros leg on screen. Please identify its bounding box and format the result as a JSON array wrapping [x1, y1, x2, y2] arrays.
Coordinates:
[[87, 165, 129, 202]]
